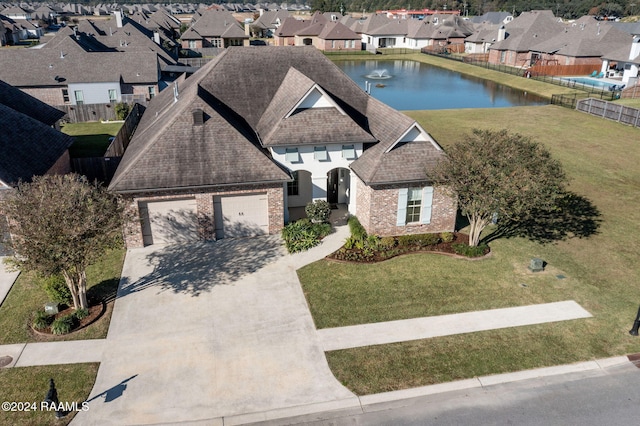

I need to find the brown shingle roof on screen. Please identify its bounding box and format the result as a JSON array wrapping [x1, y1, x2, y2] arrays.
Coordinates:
[[0, 79, 64, 126]]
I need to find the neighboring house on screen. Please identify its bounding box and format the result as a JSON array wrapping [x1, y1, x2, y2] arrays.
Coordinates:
[[250, 9, 290, 37], [488, 10, 563, 67], [0, 79, 73, 254], [273, 17, 310, 46], [527, 17, 632, 67], [1, 6, 31, 21], [465, 23, 504, 54], [180, 9, 248, 49], [108, 46, 456, 247], [601, 34, 640, 86], [470, 11, 514, 26]]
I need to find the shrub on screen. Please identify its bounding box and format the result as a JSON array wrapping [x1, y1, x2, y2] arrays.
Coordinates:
[[440, 232, 454, 243], [281, 219, 331, 253], [42, 275, 72, 305], [417, 233, 441, 246], [305, 200, 331, 223], [74, 308, 90, 320], [32, 310, 52, 330], [348, 216, 367, 240], [379, 236, 396, 250], [114, 102, 131, 120], [51, 315, 76, 335], [344, 236, 357, 249], [452, 243, 489, 257]]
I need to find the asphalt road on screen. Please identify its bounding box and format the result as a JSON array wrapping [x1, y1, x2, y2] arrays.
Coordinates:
[[257, 361, 640, 426]]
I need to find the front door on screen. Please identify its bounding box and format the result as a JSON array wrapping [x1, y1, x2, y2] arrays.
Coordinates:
[[327, 169, 338, 204]]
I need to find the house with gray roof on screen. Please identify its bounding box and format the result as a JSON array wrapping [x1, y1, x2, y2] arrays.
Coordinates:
[[180, 8, 248, 49], [488, 10, 563, 67], [249, 8, 289, 37], [109, 46, 456, 247]]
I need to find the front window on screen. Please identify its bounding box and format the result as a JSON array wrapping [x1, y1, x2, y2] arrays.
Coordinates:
[[188, 40, 196, 49], [406, 188, 422, 223], [342, 144, 356, 160], [210, 38, 222, 48], [285, 147, 299, 163], [287, 171, 299, 196], [108, 89, 117, 102]]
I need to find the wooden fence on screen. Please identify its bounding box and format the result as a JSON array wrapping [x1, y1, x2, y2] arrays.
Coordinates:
[[71, 157, 122, 185], [104, 103, 145, 157], [528, 64, 601, 77], [576, 98, 640, 128], [57, 98, 147, 123]]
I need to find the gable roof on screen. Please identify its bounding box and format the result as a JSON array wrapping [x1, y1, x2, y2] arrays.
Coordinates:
[[109, 46, 443, 192], [189, 9, 247, 38], [0, 79, 64, 126], [0, 92, 73, 186], [489, 10, 562, 52]]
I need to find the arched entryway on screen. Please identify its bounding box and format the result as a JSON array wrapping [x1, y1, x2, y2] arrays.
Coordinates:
[[327, 167, 350, 207]]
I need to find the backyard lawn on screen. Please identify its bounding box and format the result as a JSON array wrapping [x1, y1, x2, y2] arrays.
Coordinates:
[[61, 122, 122, 158], [299, 105, 640, 394]]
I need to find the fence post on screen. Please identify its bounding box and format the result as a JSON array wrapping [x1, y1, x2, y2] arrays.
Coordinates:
[[588, 99, 592, 114], [618, 104, 623, 122], [603, 101, 607, 119], [635, 109, 640, 128]]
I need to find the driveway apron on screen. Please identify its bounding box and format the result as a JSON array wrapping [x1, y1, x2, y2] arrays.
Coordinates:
[[73, 229, 356, 425]]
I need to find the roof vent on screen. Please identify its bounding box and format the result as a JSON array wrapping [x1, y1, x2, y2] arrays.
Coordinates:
[[192, 109, 204, 125]]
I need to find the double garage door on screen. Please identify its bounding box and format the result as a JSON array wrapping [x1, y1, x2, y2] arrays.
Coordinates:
[[140, 194, 268, 245]]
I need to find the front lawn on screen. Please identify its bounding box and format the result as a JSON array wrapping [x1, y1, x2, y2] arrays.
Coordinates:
[[299, 105, 640, 394], [0, 248, 125, 344], [0, 363, 98, 426], [61, 122, 122, 158]]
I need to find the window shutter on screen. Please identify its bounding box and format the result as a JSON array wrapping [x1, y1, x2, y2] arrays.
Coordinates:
[[420, 186, 434, 224], [397, 188, 408, 226]]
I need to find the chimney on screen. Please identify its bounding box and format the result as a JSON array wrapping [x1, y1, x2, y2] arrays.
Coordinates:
[[114, 10, 123, 28], [630, 35, 640, 61], [153, 30, 160, 45], [497, 25, 506, 42]]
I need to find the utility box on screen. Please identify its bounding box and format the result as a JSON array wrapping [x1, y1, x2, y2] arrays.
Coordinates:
[[528, 258, 544, 272], [44, 302, 59, 315]]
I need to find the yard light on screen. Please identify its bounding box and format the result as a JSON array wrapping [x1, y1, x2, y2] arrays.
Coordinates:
[[629, 305, 640, 336]]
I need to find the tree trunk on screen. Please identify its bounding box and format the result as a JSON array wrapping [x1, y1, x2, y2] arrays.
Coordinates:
[[62, 270, 80, 310], [78, 270, 88, 310], [468, 216, 488, 247]]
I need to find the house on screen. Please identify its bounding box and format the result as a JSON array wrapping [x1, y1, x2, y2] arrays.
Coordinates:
[[0, 11, 175, 106], [108, 46, 456, 247], [0, 79, 73, 254], [249, 9, 290, 38], [271, 13, 360, 51], [488, 10, 563, 67], [180, 9, 248, 49], [527, 17, 632, 67], [601, 34, 640, 86]]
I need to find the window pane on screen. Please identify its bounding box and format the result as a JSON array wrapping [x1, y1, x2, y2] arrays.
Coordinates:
[[406, 187, 422, 223], [287, 171, 299, 196]]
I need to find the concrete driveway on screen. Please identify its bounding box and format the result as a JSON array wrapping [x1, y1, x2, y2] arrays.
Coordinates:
[[73, 227, 357, 425]]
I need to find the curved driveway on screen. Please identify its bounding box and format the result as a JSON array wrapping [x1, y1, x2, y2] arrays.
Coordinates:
[[73, 226, 357, 425]]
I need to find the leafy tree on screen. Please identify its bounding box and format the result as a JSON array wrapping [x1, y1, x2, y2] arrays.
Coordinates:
[[3, 175, 124, 310], [429, 129, 566, 247]]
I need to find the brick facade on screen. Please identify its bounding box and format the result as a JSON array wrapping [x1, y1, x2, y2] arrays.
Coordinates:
[[46, 150, 72, 175], [20, 87, 65, 105], [355, 175, 457, 237], [122, 184, 285, 248]]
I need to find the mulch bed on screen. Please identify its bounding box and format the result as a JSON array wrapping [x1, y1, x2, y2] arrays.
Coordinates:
[[31, 302, 105, 337], [326, 232, 490, 263]]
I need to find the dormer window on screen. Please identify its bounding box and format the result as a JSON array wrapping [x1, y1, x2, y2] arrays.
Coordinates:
[[285, 147, 299, 163], [342, 144, 356, 160], [314, 146, 328, 161]]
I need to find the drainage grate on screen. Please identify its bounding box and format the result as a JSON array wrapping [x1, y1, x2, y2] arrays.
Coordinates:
[[0, 356, 13, 368]]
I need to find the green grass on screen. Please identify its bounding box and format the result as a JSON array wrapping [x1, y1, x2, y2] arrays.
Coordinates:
[[299, 105, 640, 394], [0, 248, 125, 344], [0, 363, 98, 426], [61, 122, 122, 158]]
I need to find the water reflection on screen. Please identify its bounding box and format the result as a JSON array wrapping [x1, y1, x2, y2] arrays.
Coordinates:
[[335, 59, 547, 110]]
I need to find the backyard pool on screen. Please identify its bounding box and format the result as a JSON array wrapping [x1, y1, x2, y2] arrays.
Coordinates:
[[335, 59, 548, 110], [560, 76, 619, 90]]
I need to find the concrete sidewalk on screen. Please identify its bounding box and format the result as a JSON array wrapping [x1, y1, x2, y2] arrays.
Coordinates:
[[0, 340, 106, 368], [0, 256, 19, 306], [318, 301, 592, 351]]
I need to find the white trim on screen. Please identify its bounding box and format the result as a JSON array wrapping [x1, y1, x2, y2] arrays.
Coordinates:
[[285, 84, 346, 118], [396, 188, 408, 226], [385, 123, 443, 153], [420, 186, 433, 224]]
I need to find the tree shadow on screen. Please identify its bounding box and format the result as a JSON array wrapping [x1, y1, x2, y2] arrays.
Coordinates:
[[117, 235, 286, 298], [87, 277, 119, 304], [483, 191, 602, 245]]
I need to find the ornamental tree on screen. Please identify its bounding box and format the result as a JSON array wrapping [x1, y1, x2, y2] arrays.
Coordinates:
[[3, 174, 124, 310], [430, 129, 567, 247]]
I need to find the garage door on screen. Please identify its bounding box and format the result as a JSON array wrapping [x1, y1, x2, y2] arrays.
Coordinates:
[[214, 194, 269, 239], [139, 198, 198, 246]]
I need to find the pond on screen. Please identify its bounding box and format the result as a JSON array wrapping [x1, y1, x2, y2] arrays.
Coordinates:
[[334, 59, 548, 111]]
